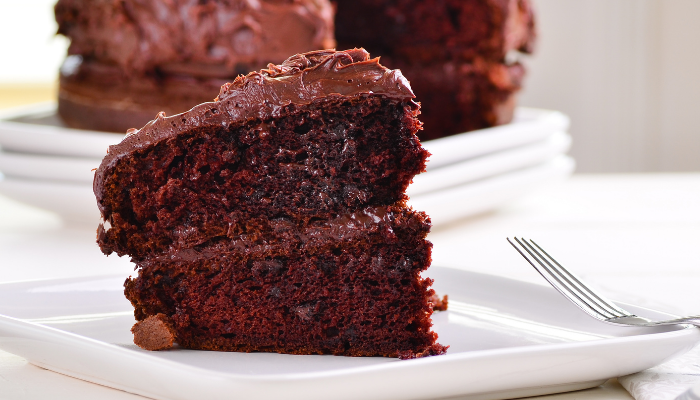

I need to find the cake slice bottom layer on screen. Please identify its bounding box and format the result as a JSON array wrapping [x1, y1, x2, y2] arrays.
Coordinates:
[[125, 238, 446, 358]]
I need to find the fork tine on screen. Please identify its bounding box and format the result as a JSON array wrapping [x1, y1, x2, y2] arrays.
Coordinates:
[[518, 239, 623, 319], [528, 239, 629, 317], [508, 238, 603, 317], [508, 238, 617, 320]]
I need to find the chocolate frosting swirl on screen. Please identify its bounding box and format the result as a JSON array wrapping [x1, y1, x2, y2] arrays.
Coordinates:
[[94, 48, 415, 217], [55, 0, 336, 76]]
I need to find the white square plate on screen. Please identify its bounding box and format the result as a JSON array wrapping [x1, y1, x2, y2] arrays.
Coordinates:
[[408, 155, 575, 226], [0, 267, 697, 400]]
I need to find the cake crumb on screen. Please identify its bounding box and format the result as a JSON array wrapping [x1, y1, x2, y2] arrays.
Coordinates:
[[398, 343, 449, 360], [131, 313, 177, 351], [430, 294, 449, 311]]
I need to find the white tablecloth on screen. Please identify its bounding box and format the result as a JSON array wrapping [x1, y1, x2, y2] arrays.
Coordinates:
[[1, 173, 699, 400], [619, 343, 700, 400]]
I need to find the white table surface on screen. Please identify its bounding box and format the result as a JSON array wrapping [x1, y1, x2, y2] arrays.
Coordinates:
[[1, 173, 699, 400]]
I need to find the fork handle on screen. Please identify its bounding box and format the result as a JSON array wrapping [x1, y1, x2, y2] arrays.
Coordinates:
[[644, 316, 700, 328]]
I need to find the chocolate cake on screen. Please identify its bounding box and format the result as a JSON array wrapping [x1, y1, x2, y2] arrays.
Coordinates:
[[94, 49, 447, 358], [334, 0, 536, 140], [387, 58, 526, 141], [55, 0, 335, 133]]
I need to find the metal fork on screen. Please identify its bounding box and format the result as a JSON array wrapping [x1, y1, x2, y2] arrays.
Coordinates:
[[508, 237, 700, 328]]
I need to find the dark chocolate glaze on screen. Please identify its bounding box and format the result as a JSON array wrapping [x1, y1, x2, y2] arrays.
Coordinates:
[[54, 0, 336, 76], [94, 48, 416, 221]]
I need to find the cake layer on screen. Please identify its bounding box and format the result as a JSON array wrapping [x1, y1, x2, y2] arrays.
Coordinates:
[[335, 0, 535, 64], [95, 50, 428, 260], [124, 206, 442, 358], [59, 58, 227, 133], [97, 95, 425, 260], [383, 59, 525, 140]]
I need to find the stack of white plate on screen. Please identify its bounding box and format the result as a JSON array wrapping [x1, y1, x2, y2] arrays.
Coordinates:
[[0, 103, 573, 225], [409, 107, 574, 225]]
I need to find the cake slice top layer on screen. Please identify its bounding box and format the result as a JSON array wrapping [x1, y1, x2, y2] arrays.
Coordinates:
[[95, 48, 414, 188], [94, 49, 428, 260]]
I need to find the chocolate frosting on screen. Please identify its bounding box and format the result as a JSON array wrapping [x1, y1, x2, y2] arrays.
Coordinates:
[[94, 48, 415, 219], [150, 205, 403, 263], [55, 0, 335, 76]]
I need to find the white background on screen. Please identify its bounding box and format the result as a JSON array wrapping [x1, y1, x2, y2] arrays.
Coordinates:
[[521, 0, 700, 173], [0, 0, 67, 84]]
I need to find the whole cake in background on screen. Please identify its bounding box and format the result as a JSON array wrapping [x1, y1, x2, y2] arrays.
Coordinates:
[[334, 0, 536, 141], [94, 49, 448, 359], [54, 0, 335, 133]]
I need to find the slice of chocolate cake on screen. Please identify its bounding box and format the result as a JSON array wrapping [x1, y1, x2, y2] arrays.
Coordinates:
[[94, 49, 447, 358]]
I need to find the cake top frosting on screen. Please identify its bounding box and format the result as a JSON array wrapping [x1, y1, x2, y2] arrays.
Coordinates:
[[94, 48, 416, 208], [215, 48, 414, 104], [55, 0, 335, 76]]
